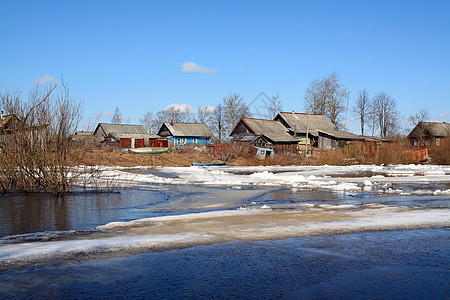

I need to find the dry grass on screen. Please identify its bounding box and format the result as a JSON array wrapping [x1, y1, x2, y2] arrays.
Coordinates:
[[68, 139, 449, 169], [428, 139, 450, 164]]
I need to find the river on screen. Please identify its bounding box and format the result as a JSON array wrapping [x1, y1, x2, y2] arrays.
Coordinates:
[[0, 164, 449, 298]]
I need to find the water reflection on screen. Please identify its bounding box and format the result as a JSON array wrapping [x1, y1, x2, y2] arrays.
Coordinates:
[[0, 191, 166, 237]]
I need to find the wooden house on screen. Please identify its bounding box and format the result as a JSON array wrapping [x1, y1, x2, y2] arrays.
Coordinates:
[[274, 112, 363, 149], [230, 118, 299, 152], [0, 114, 20, 135], [157, 122, 212, 148], [408, 122, 450, 147], [93, 123, 159, 149]]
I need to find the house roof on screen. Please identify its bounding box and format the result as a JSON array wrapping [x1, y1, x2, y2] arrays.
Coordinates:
[[276, 112, 337, 136], [231, 134, 263, 143], [94, 123, 157, 139], [0, 115, 19, 131], [107, 132, 157, 139], [275, 112, 361, 140], [95, 123, 148, 135], [408, 122, 450, 138], [231, 118, 299, 143], [158, 122, 212, 138]]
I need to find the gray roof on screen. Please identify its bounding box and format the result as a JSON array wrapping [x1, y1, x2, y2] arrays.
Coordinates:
[[234, 118, 299, 143], [94, 123, 158, 139], [95, 123, 148, 135], [276, 112, 337, 136], [158, 122, 212, 138], [108, 132, 157, 139], [231, 134, 261, 142], [276, 112, 361, 140], [0, 115, 18, 131], [408, 122, 450, 138]]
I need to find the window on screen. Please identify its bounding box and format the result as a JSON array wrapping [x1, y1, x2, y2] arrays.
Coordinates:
[[436, 138, 440, 147], [193, 139, 198, 144], [177, 138, 181, 145], [182, 139, 186, 144]]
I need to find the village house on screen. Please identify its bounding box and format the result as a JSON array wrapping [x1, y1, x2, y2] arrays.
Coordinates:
[[408, 121, 450, 147], [157, 122, 212, 148], [230, 117, 299, 153], [0, 114, 18, 135], [274, 112, 363, 149], [94, 123, 160, 149]]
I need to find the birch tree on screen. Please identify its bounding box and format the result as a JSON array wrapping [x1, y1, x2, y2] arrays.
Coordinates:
[[211, 103, 227, 144], [304, 72, 347, 126], [372, 92, 399, 138], [140, 111, 154, 133], [267, 93, 283, 119], [352, 89, 370, 135], [222, 93, 251, 130], [111, 107, 122, 124]]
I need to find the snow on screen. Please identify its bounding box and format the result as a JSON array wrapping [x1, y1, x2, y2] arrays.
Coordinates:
[[82, 164, 450, 194]]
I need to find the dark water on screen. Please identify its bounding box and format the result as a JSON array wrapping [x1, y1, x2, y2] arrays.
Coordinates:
[[0, 185, 448, 299], [0, 229, 448, 299], [0, 190, 169, 237]]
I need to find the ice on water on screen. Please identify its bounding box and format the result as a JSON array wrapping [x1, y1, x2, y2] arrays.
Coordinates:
[[1, 164, 449, 268]]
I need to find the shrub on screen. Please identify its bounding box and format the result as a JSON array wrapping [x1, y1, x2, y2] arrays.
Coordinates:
[[0, 83, 83, 193]]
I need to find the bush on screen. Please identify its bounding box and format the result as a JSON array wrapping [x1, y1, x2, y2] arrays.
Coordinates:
[[0, 83, 84, 193], [428, 138, 450, 164]]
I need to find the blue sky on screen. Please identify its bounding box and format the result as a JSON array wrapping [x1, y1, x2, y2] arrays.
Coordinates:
[[1, 0, 449, 134]]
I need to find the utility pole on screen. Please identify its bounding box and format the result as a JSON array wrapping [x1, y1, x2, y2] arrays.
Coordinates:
[[305, 107, 310, 157], [344, 85, 351, 130]]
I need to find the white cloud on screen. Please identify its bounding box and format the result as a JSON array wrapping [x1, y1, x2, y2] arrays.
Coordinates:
[[434, 113, 450, 120], [34, 74, 57, 85], [165, 103, 193, 113], [181, 62, 215, 73], [202, 105, 216, 113]]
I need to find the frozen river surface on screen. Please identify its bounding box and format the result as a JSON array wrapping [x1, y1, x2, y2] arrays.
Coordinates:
[[0, 164, 449, 298]]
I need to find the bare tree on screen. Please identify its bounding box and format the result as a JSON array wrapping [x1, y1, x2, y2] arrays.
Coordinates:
[[266, 93, 283, 119], [304, 72, 347, 126], [408, 108, 430, 147], [0, 82, 84, 193], [352, 89, 370, 135], [140, 111, 154, 134], [152, 110, 166, 133], [164, 105, 182, 123], [197, 105, 214, 124], [111, 107, 122, 124], [183, 105, 194, 123], [210, 103, 227, 144], [372, 92, 399, 139], [222, 93, 251, 131], [304, 78, 327, 115]]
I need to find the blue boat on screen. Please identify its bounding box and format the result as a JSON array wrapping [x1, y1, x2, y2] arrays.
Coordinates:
[[191, 161, 226, 166]]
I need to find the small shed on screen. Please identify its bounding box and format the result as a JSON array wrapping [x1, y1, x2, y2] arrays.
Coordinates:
[[148, 134, 169, 147], [249, 146, 274, 159], [94, 123, 156, 149]]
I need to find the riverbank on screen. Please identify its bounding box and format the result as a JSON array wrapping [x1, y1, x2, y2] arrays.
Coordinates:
[[71, 148, 309, 167], [71, 145, 449, 168]]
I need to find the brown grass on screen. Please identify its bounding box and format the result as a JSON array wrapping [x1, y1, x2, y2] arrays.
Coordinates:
[[428, 138, 450, 164], [69, 139, 449, 168]]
